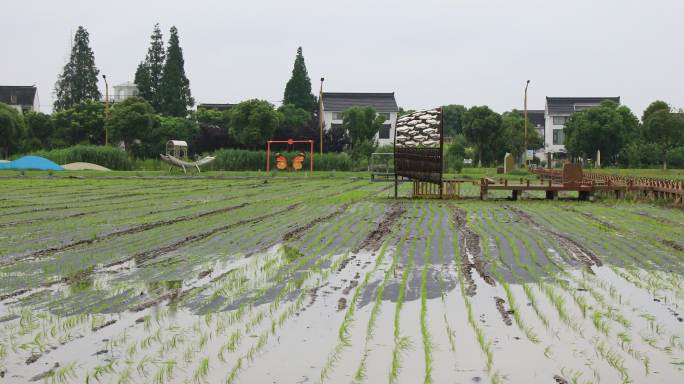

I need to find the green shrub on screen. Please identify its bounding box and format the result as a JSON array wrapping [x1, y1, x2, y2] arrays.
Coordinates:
[[20, 145, 133, 170], [666, 146, 684, 168], [207, 149, 357, 171]]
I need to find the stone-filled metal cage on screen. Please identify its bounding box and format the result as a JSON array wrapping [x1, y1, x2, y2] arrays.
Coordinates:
[[393, 107, 444, 197]]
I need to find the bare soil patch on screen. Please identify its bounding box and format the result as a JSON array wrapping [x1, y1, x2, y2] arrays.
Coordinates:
[[356, 203, 406, 252], [453, 208, 496, 296]]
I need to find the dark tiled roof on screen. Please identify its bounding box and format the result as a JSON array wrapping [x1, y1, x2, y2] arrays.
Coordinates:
[[546, 97, 620, 115], [516, 109, 545, 127], [0, 86, 36, 106], [322, 92, 398, 113], [197, 103, 235, 111]]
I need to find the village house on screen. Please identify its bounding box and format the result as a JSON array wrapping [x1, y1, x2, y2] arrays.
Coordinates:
[[0, 85, 39, 113], [321, 92, 399, 147]]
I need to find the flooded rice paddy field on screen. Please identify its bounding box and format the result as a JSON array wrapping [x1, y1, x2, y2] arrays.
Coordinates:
[[0, 176, 682, 383]]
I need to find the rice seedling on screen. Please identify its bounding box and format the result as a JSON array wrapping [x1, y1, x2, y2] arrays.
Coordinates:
[[193, 357, 210, 383]]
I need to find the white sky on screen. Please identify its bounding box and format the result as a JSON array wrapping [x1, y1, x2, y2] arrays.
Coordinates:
[[2, 0, 682, 115]]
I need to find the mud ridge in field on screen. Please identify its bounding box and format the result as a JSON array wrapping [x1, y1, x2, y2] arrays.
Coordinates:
[[662, 239, 683, 252], [493, 296, 513, 326], [0, 212, 88, 228], [3, 202, 249, 265], [355, 203, 406, 252], [282, 204, 349, 241], [504, 205, 602, 268], [108, 203, 299, 268], [453, 208, 496, 296], [634, 210, 683, 227], [0, 204, 300, 303]]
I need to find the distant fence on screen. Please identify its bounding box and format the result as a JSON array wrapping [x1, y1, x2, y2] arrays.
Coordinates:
[[529, 167, 684, 204]]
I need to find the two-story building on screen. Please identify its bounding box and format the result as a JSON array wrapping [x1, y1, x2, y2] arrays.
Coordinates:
[[544, 96, 620, 162], [0, 85, 39, 113], [321, 92, 399, 147]]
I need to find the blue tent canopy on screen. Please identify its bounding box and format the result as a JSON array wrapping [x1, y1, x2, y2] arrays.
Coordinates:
[[0, 156, 64, 171]]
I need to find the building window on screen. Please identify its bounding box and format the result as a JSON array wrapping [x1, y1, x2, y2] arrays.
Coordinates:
[[379, 124, 391, 139], [378, 112, 390, 121], [552, 116, 569, 126], [552, 129, 565, 145], [332, 112, 344, 120]]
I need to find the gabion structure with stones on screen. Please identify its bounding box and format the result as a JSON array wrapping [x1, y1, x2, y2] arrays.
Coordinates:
[[395, 109, 442, 148], [394, 107, 443, 192]]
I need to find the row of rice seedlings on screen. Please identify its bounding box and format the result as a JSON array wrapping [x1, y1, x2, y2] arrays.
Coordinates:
[[179, 204, 323, 306], [499, 205, 642, 380], [353, 203, 414, 382], [2, 180, 241, 238], [448, 207, 495, 374], [420, 203, 437, 383], [529, 204, 680, 297], [434, 205, 458, 353], [136, 206, 373, 383], [4, 178, 328, 278], [513, 205, 649, 379], [588, 204, 684, 265], [527, 205, 680, 347], [476, 208, 541, 343], [224, 205, 379, 383], [389, 203, 427, 383], [211, 204, 376, 378], [320, 208, 404, 382]]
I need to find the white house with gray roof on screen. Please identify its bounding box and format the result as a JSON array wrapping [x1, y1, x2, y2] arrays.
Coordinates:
[[544, 96, 620, 160], [321, 92, 399, 146]]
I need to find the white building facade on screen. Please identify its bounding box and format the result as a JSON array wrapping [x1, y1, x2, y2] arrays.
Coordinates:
[[544, 96, 620, 162], [108, 81, 139, 102], [321, 92, 399, 147]]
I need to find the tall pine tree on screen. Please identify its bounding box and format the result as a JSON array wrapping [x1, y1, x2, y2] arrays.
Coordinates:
[[134, 24, 165, 111], [283, 47, 315, 111], [159, 26, 193, 117], [54, 26, 101, 111]]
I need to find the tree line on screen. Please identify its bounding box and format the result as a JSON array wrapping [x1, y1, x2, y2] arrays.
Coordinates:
[[564, 100, 684, 169], [2, 24, 683, 168]]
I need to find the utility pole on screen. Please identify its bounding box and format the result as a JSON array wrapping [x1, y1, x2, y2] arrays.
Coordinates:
[[103, 75, 110, 146], [524, 80, 530, 167], [319, 77, 324, 155]]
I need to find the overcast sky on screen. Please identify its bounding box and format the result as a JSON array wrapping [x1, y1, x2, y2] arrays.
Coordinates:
[[2, 0, 682, 116]]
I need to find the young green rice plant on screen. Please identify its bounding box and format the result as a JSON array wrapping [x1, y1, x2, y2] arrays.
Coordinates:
[[89, 360, 117, 383], [153, 360, 176, 384], [354, 207, 412, 382], [389, 204, 425, 383], [225, 206, 376, 384], [217, 331, 241, 363], [193, 357, 210, 383], [117, 364, 133, 384], [591, 311, 610, 336], [420, 203, 436, 383], [323, 205, 406, 382], [470, 210, 540, 343], [48, 360, 78, 384]]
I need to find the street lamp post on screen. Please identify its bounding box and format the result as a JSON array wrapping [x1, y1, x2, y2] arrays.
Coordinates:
[[319, 77, 324, 155], [103, 74, 110, 146], [524, 80, 530, 167]]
